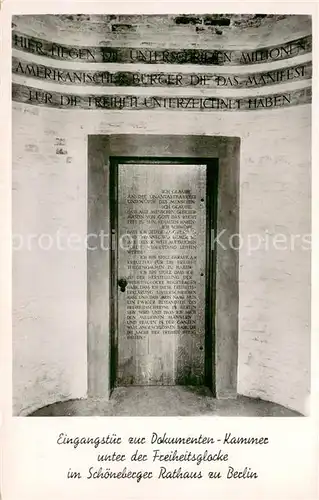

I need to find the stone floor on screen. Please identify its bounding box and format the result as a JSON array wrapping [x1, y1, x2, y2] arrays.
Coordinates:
[[29, 386, 302, 417]]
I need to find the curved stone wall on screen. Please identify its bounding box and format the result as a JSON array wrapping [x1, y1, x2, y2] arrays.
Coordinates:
[[12, 13, 312, 112], [12, 14, 311, 415], [12, 14, 311, 48]]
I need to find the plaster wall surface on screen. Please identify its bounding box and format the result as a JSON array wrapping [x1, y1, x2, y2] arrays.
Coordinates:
[[12, 102, 311, 415]]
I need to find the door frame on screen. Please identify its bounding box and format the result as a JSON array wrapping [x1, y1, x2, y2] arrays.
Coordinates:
[[109, 156, 218, 394], [87, 134, 240, 400]]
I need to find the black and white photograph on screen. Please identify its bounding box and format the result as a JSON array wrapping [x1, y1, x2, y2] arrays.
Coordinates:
[[11, 11, 312, 419]]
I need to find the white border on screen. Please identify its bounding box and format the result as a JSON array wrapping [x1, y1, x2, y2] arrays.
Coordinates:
[[1, 3, 318, 500]]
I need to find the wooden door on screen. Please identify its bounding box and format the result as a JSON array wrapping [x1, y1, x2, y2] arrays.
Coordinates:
[[115, 161, 207, 386]]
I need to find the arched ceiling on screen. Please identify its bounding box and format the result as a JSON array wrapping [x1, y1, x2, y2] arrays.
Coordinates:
[[12, 14, 312, 49]]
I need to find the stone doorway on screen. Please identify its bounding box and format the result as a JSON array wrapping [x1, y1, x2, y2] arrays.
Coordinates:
[[87, 134, 240, 401]]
